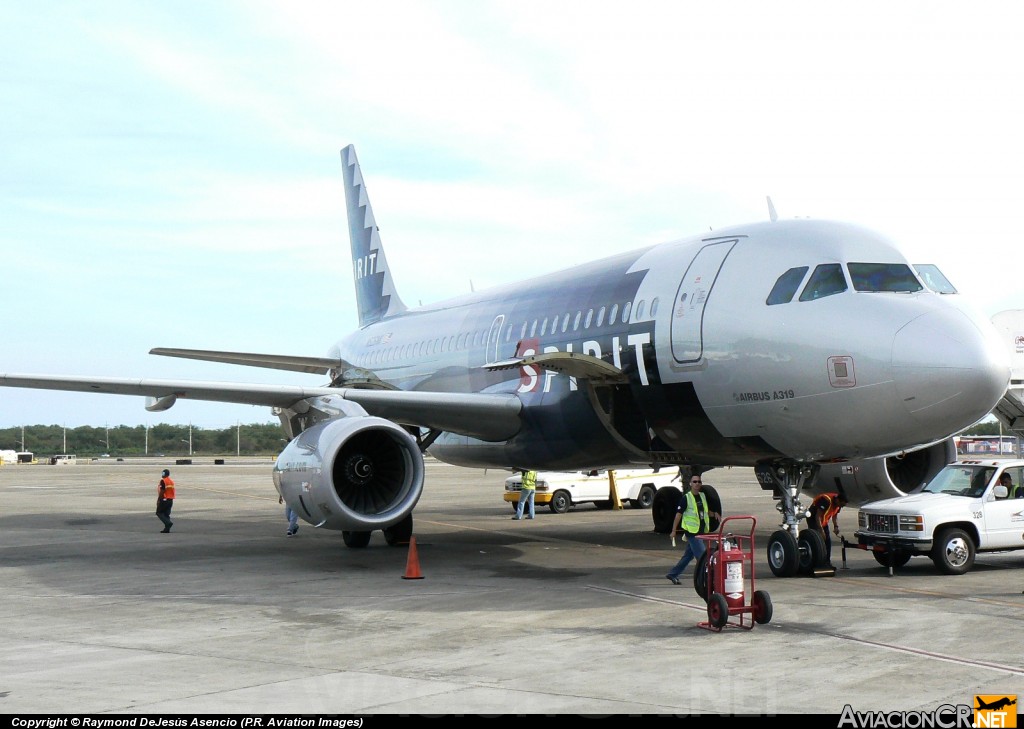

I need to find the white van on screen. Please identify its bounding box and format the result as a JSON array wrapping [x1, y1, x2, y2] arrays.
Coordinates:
[[48, 454, 77, 465], [503, 468, 679, 514]]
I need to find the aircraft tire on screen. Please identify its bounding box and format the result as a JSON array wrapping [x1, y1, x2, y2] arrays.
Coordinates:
[[930, 527, 975, 575], [707, 592, 730, 630], [382, 514, 413, 546], [549, 490, 571, 514], [872, 550, 911, 569], [766, 529, 799, 577], [702, 484, 722, 532], [797, 528, 828, 575], [652, 487, 680, 533], [752, 590, 773, 624], [342, 530, 372, 548]]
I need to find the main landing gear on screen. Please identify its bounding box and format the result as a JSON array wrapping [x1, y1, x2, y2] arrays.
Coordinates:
[[755, 461, 829, 578]]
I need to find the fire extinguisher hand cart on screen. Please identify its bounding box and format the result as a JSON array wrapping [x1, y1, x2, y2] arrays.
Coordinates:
[[693, 515, 773, 632]]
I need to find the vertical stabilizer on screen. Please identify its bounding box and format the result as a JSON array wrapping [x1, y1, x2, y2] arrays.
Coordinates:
[[341, 145, 407, 327]]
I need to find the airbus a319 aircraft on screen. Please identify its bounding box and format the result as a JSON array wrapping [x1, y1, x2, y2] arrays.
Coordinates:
[[0, 146, 1012, 576]]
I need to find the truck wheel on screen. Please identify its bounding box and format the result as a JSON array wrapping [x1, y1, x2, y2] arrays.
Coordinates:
[[549, 490, 571, 514], [930, 527, 975, 575], [707, 592, 730, 630], [752, 590, 773, 624], [652, 487, 679, 533], [631, 485, 656, 509], [342, 530, 372, 548], [797, 529, 827, 575], [872, 550, 911, 568], [766, 529, 799, 577]]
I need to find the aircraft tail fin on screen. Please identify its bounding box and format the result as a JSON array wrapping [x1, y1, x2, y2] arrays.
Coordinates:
[[341, 145, 407, 327]]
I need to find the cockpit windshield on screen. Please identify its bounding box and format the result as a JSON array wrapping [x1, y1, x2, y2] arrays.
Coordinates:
[[848, 263, 923, 293], [921, 464, 995, 498], [913, 264, 958, 294]]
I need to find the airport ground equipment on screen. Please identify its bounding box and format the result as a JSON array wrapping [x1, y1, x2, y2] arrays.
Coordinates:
[[693, 516, 772, 632], [854, 459, 1024, 575]]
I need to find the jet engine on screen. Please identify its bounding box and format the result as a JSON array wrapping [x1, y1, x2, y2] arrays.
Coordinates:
[[810, 437, 957, 504], [273, 410, 424, 535]]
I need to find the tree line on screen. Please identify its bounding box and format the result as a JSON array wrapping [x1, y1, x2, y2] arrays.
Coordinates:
[[0, 419, 1011, 459], [0, 422, 287, 457]]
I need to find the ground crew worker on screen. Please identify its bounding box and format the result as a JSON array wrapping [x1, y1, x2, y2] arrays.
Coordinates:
[[807, 491, 847, 565], [156, 468, 175, 533], [513, 468, 537, 520], [665, 474, 720, 584]]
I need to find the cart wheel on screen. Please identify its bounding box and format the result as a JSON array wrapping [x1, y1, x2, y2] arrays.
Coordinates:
[[693, 551, 709, 602], [707, 592, 729, 630], [752, 590, 773, 625]]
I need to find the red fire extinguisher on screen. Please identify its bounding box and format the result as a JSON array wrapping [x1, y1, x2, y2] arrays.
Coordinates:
[[719, 537, 746, 609]]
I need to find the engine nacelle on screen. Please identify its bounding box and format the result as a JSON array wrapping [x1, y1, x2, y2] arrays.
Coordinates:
[[273, 414, 424, 532], [810, 438, 957, 505]]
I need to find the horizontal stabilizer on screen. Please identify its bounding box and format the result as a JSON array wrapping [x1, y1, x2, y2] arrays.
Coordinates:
[[486, 351, 627, 385], [150, 348, 345, 375]]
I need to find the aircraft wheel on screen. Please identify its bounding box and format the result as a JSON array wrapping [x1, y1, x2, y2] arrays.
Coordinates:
[[549, 490, 571, 514], [766, 529, 799, 577], [752, 590, 773, 624], [707, 592, 730, 630], [342, 530, 372, 548], [652, 487, 679, 533], [382, 514, 413, 546], [702, 484, 722, 533], [797, 528, 828, 575], [930, 527, 975, 575], [872, 550, 911, 568]]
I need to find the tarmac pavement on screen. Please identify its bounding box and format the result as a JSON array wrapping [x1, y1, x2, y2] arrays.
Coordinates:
[[1, 458, 1022, 716]]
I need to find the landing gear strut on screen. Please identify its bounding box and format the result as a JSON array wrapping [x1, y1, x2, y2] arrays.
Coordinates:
[[755, 461, 821, 577]]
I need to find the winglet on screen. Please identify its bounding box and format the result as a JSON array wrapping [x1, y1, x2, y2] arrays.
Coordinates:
[[341, 145, 407, 327], [767, 196, 778, 222]]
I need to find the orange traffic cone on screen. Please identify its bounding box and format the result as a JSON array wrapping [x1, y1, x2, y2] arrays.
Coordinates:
[[402, 536, 424, 579]]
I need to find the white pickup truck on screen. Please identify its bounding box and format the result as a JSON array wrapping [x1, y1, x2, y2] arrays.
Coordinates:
[[854, 459, 1024, 574], [503, 468, 680, 514]]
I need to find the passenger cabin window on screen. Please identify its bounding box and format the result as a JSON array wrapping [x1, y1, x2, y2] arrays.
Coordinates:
[[848, 263, 924, 293], [596, 306, 606, 327], [622, 301, 632, 322], [609, 304, 618, 325], [650, 298, 659, 317], [636, 300, 646, 320], [799, 264, 848, 302], [767, 266, 808, 305], [913, 264, 958, 294]]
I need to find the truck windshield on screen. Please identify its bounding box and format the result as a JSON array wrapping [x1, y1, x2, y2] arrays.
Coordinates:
[[922, 465, 995, 498]]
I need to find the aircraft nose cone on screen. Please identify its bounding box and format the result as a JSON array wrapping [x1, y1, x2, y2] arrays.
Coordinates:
[[892, 308, 1010, 435]]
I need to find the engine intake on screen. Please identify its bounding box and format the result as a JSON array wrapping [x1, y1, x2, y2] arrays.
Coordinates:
[[273, 414, 424, 532], [810, 438, 956, 504]]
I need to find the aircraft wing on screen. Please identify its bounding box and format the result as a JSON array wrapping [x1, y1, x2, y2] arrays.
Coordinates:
[[0, 374, 522, 442], [149, 347, 346, 375]]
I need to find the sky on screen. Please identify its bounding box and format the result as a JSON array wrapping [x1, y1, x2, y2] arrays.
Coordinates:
[[1, 1, 1022, 430]]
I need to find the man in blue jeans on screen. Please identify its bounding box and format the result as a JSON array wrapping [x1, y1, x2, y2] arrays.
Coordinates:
[[512, 469, 537, 520], [666, 474, 719, 584]]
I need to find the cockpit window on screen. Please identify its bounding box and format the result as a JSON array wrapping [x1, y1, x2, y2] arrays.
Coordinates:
[[766, 266, 808, 306], [913, 264, 958, 294], [798, 264, 848, 302], [848, 263, 924, 293]]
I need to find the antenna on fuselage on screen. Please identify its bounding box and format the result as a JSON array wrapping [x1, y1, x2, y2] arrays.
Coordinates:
[[767, 196, 778, 222]]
